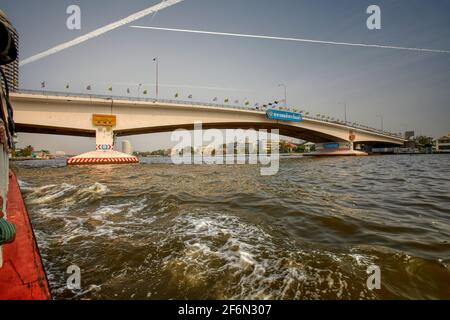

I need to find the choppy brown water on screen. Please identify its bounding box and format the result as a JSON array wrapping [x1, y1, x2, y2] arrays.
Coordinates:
[[12, 154, 450, 299]]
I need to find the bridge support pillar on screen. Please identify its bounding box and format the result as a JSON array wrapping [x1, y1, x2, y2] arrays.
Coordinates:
[[66, 114, 139, 165], [305, 141, 367, 156], [349, 140, 354, 151], [95, 127, 115, 151]]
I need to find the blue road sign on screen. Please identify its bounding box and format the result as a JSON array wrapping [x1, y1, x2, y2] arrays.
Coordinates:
[[323, 143, 340, 149], [266, 109, 302, 122]]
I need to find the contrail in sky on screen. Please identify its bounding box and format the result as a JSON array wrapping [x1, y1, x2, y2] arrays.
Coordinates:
[[131, 25, 450, 54], [20, 0, 184, 66]]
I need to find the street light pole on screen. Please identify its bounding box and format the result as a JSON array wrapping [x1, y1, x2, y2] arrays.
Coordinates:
[[153, 57, 159, 100], [278, 84, 287, 107], [345, 103, 347, 123], [338, 102, 347, 123], [376, 115, 384, 131], [137, 83, 142, 99]]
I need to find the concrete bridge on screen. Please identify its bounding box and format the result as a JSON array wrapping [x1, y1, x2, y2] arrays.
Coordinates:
[[10, 90, 405, 158]]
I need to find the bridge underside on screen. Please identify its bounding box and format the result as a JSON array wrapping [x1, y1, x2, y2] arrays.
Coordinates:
[[113, 122, 346, 143], [15, 123, 405, 149], [15, 123, 96, 138], [15, 122, 347, 143]]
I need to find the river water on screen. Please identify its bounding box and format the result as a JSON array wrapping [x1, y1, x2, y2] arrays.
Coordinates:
[[12, 154, 450, 299]]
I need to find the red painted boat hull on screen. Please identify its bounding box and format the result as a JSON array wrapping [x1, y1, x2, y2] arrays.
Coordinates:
[[0, 171, 51, 300]]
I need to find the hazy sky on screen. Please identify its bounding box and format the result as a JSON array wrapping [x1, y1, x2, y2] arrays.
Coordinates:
[[1, 0, 449, 153]]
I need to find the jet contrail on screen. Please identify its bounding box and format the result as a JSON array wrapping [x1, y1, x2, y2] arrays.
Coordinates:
[[131, 25, 450, 54], [20, 0, 184, 66]]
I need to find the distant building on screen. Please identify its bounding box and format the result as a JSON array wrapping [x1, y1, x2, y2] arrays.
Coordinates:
[[174, 146, 193, 156], [262, 140, 279, 154], [122, 140, 133, 155], [201, 146, 215, 156], [282, 142, 298, 153], [32, 150, 50, 160], [303, 142, 315, 153], [436, 134, 450, 153], [170, 148, 178, 156], [0, 10, 19, 91]]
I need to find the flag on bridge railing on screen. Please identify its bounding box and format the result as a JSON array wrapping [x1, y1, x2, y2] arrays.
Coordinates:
[[188, 94, 193, 99], [245, 101, 250, 106], [213, 97, 217, 102], [127, 88, 131, 94], [86, 85, 92, 91], [143, 90, 148, 95], [41, 81, 46, 88], [175, 93, 179, 98], [108, 86, 113, 92], [224, 98, 229, 103], [65, 83, 70, 89]]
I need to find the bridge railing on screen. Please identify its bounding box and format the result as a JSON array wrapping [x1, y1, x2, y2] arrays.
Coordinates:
[[14, 89, 403, 140], [16, 89, 255, 112]]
